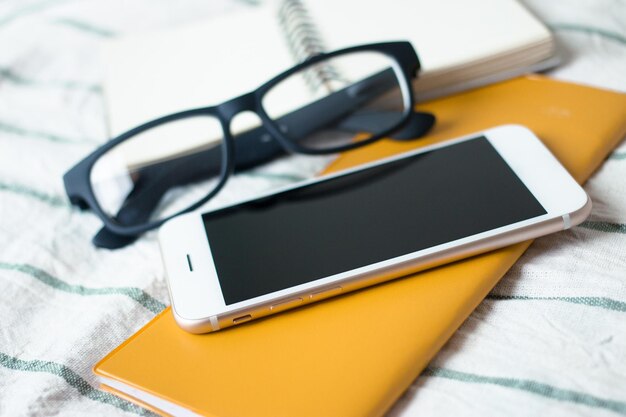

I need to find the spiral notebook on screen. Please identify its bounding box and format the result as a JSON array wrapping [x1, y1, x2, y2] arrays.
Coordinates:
[[103, 0, 558, 137], [93, 76, 626, 417]]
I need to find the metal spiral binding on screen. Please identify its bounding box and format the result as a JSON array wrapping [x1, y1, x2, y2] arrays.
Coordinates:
[[277, 0, 345, 93]]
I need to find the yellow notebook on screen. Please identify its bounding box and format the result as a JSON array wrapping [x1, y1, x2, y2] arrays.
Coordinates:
[[94, 76, 626, 417]]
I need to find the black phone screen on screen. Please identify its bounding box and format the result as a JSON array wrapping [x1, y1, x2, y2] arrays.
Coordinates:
[[202, 136, 546, 305]]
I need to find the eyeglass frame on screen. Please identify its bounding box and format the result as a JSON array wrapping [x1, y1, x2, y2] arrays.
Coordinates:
[[64, 41, 423, 237]]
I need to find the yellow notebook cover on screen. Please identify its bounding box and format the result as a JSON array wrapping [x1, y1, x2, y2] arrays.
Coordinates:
[[94, 76, 626, 417]]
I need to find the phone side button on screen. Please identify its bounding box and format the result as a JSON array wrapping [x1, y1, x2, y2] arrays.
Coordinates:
[[233, 314, 252, 324], [270, 298, 303, 312], [309, 286, 343, 301]]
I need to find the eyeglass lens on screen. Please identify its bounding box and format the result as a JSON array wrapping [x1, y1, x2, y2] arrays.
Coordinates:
[[262, 50, 407, 150], [89, 115, 225, 226]]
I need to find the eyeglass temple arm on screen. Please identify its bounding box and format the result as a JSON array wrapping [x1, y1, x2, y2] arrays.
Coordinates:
[[92, 168, 181, 248]]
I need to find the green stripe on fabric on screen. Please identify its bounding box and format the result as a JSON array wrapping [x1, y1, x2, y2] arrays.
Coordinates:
[[424, 367, 626, 415], [0, 0, 71, 27], [0, 263, 166, 314], [609, 151, 626, 160], [242, 171, 307, 182], [1, 67, 35, 83], [0, 121, 96, 144], [487, 294, 626, 313], [0, 352, 155, 416], [549, 23, 626, 46], [53, 18, 116, 38], [579, 221, 626, 234], [0, 181, 69, 208], [0, 66, 101, 92]]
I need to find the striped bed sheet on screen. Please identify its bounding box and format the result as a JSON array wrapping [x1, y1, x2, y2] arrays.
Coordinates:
[[0, 0, 624, 416]]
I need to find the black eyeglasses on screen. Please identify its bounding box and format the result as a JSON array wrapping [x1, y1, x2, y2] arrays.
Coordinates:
[[64, 41, 436, 249]]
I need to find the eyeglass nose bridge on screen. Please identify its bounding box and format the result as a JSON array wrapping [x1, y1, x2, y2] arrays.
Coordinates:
[[217, 92, 260, 123], [217, 91, 282, 146]]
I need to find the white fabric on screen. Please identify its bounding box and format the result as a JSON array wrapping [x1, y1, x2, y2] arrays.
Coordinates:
[[0, 0, 624, 416]]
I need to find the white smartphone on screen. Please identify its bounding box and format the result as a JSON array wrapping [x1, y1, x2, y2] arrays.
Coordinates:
[[159, 125, 591, 333]]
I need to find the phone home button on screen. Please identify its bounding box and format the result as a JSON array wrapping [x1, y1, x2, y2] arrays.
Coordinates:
[[270, 297, 303, 312]]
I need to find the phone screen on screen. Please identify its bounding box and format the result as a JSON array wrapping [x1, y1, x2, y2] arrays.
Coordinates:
[[202, 136, 546, 305]]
